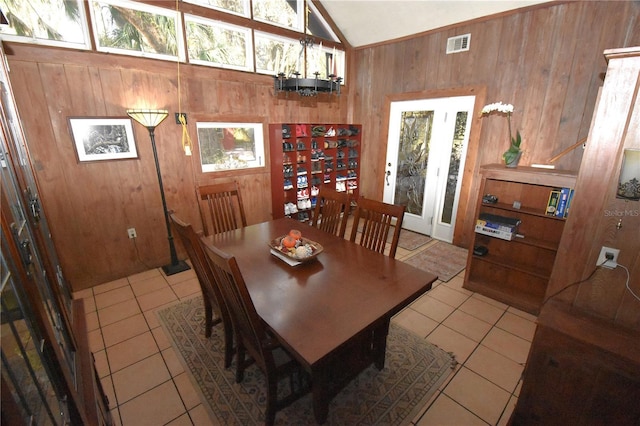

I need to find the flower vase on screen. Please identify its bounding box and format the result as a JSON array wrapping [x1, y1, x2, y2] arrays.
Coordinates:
[[505, 151, 522, 168]]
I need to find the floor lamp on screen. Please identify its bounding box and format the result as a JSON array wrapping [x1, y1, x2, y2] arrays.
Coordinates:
[[127, 109, 191, 276]]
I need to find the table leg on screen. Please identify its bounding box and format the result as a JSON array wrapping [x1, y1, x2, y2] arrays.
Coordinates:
[[311, 368, 329, 424], [372, 321, 390, 370]]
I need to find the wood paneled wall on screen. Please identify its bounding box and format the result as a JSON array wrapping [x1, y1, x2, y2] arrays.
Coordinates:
[[5, 1, 640, 290], [5, 45, 348, 289], [350, 1, 640, 247]]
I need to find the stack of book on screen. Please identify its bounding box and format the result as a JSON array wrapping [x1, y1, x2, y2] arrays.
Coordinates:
[[546, 187, 574, 218], [475, 213, 521, 241]]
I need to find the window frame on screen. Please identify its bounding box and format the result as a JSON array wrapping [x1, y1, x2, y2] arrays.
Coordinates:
[[253, 30, 304, 77], [0, 0, 91, 50], [184, 13, 254, 71], [305, 0, 339, 42], [252, 0, 304, 33], [197, 121, 266, 173], [88, 0, 185, 62], [182, 0, 250, 18], [3, 0, 347, 86]]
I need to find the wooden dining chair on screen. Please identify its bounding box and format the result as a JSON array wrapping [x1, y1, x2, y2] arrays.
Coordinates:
[[169, 213, 234, 368], [311, 187, 350, 238], [349, 196, 406, 259], [197, 181, 247, 236], [201, 242, 309, 426]]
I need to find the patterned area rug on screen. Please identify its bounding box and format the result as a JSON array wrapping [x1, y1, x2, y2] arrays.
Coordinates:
[[403, 241, 468, 282], [397, 229, 433, 251], [157, 296, 456, 425]]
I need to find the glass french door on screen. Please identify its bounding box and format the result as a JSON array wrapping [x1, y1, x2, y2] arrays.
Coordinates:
[[1, 44, 77, 424], [383, 96, 475, 242]]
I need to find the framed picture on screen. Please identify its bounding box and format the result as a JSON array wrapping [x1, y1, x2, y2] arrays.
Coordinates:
[[617, 148, 640, 201], [197, 122, 265, 172], [69, 117, 138, 162]]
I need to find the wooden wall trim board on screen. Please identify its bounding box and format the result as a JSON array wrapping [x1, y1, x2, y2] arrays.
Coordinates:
[[4, 2, 639, 290]]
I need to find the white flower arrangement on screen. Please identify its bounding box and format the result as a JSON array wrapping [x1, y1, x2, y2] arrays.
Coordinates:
[[480, 101, 521, 165], [481, 102, 514, 115]]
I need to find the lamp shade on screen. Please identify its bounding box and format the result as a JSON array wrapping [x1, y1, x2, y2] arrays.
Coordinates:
[[127, 109, 168, 128]]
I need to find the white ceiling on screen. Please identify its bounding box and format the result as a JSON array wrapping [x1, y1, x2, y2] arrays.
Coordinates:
[[319, 0, 554, 47]]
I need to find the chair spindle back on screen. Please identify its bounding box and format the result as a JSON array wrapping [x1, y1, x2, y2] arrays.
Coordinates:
[[349, 197, 406, 259], [197, 181, 247, 236], [311, 187, 350, 238]]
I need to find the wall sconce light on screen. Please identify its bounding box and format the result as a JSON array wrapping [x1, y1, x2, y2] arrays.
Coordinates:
[[127, 108, 191, 275]]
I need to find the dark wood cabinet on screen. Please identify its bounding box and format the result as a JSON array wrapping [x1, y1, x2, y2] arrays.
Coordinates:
[[269, 123, 362, 222], [463, 165, 577, 315], [511, 301, 640, 425], [1, 45, 111, 425]]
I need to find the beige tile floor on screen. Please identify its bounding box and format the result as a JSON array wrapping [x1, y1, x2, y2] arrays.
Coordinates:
[[74, 229, 536, 426]]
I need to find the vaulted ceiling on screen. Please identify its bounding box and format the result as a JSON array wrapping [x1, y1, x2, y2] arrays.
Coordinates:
[[319, 0, 554, 47]]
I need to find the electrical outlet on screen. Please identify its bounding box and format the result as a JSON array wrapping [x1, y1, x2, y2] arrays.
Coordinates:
[[127, 228, 137, 239], [597, 246, 619, 269]]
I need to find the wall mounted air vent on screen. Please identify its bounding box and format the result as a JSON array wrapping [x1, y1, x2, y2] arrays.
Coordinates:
[[446, 34, 471, 54]]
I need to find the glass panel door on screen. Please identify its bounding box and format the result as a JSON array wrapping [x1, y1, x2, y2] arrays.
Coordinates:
[[1, 253, 67, 425], [384, 96, 475, 242], [431, 107, 473, 241], [1, 138, 76, 396], [393, 110, 434, 218], [1, 44, 77, 402]]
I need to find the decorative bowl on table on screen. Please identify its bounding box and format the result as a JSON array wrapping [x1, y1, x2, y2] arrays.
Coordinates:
[[268, 235, 323, 265]]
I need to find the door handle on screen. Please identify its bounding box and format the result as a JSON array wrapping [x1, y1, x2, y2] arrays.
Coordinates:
[[19, 239, 33, 270], [27, 188, 41, 222], [385, 162, 392, 186]]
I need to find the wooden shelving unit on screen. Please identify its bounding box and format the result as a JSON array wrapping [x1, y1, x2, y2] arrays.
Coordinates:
[[269, 123, 362, 222], [463, 164, 577, 315]]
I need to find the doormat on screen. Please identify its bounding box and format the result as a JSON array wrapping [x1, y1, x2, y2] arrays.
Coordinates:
[[397, 229, 433, 251], [157, 296, 456, 425], [403, 241, 468, 282]]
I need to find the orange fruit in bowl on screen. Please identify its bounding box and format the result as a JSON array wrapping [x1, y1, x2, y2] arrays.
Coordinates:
[[282, 235, 297, 248], [288, 229, 302, 240]]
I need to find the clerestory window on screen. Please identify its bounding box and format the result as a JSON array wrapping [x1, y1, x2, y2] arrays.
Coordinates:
[[185, 14, 253, 71], [89, 0, 185, 61], [0, 0, 345, 82], [0, 0, 90, 49], [183, 0, 249, 18]]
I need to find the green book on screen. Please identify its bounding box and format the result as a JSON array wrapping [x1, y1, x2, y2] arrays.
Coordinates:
[[546, 190, 561, 216]]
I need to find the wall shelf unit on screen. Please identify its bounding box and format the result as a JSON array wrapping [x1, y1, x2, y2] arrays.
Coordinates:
[[269, 123, 362, 222], [463, 164, 577, 315]]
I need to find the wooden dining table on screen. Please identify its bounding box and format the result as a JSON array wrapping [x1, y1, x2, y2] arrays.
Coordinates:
[[204, 217, 437, 424]]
